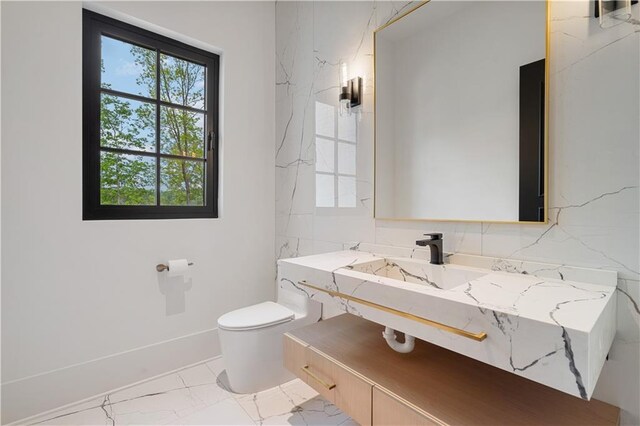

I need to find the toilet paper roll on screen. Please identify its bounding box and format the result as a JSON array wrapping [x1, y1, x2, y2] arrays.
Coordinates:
[[167, 259, 189, 277]]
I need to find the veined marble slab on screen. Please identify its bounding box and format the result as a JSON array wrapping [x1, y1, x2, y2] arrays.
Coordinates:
[[344, 242, 618, 287], [278, 245, 617, 400]]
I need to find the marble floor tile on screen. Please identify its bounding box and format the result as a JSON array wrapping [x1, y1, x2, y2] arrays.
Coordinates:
[[27, 398, 110, 426], [24, 358, 354, 426], [176, 398, 256, 426], [235, 379, 352, 426]]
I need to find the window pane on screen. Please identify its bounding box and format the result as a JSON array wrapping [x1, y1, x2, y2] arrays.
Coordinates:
[[160, 106, 205, 158], [338, 112, 357, 142], [315, 137, 334, 173], [100, 94, 156, 152], [160, 158, 205, 206], [315, 102, 335, 138], [160, 54, 206, 110], [316, 174, 335, 208], [101, 36, 156, 98], [338, 176, 357, 208], [338, 142, 356, 175], [100, 152, 156, 205]]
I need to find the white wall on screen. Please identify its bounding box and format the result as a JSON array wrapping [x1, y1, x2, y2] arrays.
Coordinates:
[[276, 1, 639, 424], [1, 1, 275, 423], [376, 1, 545, 221]]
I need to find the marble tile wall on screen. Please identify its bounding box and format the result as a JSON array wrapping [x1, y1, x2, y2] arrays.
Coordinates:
[[275, 1, 639, 423]]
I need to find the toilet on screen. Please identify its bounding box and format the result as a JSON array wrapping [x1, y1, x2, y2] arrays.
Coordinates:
[[218, 294, 321, 394]]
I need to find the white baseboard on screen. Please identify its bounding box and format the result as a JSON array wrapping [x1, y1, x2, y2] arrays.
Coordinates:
[[2, 328, 220, 424]]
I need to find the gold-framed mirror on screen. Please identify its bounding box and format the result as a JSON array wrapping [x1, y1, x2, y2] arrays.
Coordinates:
[[374, 1, 549, 224]]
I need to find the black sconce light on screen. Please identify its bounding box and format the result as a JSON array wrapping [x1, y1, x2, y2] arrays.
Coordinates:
[[594, 0, 636, 28], [339, 62, 362, 117], [339, 77, 362, 115]]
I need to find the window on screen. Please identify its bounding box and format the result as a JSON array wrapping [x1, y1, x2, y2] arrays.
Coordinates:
[[83, 10, 219, 220], [314, 102, 357, 208]]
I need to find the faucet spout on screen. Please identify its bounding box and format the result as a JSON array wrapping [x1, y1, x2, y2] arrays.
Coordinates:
[[415, 233, 444, 265]]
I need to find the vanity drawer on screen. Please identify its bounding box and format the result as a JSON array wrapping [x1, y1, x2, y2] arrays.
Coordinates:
[[283, 333, 373, 426], [306, 347, 373, 425], [373, 387, 443, 426]]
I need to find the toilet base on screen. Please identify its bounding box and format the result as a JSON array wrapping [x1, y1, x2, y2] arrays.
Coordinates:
[[220, 322, 297, 394]]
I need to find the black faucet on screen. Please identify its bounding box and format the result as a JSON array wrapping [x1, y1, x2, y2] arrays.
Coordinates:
[[415, 233, 444, 265]]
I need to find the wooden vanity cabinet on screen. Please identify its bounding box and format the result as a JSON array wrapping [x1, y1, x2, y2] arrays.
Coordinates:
[[284, 314, 620, 426], [373, 387, 441, 426]]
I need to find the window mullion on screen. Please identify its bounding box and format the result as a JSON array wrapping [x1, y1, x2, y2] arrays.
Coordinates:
[[155, 49, 162, 207]]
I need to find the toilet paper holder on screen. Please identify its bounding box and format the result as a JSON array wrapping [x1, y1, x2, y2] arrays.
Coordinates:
[[156, 262, 194, 272]]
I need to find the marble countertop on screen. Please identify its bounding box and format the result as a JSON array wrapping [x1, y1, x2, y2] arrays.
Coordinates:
[[283, 249, 615, 333]]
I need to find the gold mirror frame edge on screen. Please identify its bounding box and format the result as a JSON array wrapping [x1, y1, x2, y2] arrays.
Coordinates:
[[372, 0, 550, 225]]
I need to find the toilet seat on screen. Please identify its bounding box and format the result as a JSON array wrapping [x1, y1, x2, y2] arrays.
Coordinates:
[[217, 301, 296, 331]]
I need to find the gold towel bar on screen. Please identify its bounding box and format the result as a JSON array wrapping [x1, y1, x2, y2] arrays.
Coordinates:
[[298, 280, 487, 342]]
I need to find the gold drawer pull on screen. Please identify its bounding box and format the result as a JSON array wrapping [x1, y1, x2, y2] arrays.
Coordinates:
[[301, 365, 336, 390], [298, 280, 487, 342]]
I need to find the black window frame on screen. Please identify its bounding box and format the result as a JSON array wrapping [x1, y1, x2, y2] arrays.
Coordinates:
[[83, 9, 219, 220]]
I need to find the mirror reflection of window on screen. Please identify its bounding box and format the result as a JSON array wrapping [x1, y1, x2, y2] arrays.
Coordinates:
[[314, 101, 357, 208]]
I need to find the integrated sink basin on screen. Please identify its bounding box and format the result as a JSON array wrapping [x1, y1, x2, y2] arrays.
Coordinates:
[[345, 257, 488, 291], [277, 243, 618, 401]]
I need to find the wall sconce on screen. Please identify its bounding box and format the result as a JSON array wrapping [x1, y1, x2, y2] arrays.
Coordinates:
[[595, 0, 636, 28], [339, 62, 362, 117]]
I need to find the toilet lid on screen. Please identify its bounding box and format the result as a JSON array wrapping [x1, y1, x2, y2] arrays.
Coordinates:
[[217, 301, 296, 331]]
